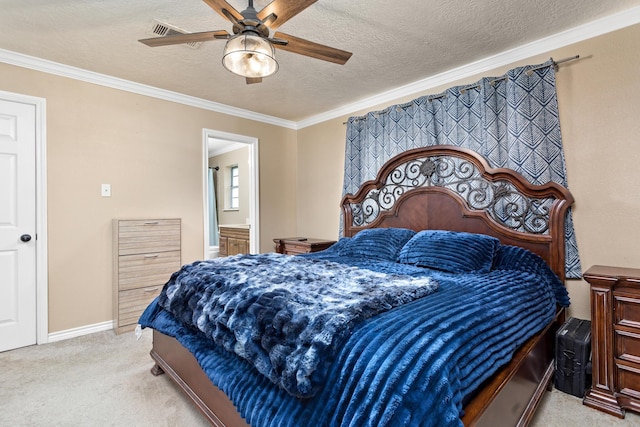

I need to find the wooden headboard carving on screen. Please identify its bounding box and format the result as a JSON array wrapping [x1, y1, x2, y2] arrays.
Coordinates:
[[341, 146, 574, 281]]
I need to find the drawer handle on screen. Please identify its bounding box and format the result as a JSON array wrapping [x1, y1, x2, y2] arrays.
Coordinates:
[[144, 254, 159, 259], [144, 221, 160, 225]]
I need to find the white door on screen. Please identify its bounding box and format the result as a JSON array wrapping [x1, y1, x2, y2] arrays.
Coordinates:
[[0, 98, 37, 352]]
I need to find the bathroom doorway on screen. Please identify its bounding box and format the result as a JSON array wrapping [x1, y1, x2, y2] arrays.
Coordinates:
[[202, 129, 259, 258]]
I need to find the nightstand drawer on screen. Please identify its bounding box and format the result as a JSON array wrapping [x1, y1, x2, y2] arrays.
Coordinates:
[[616, 360, 640, 400], [273, 237, 336, 255], [616, 329, 640, 364], [282, 242, 315, 255], [615, 292, 640, 329]]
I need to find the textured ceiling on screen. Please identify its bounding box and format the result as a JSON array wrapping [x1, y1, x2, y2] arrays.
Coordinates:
[[0, 0, 639, 122]]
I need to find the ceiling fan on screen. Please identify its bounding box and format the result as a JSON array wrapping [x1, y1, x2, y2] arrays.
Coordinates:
[[138, 0, 353, 84]]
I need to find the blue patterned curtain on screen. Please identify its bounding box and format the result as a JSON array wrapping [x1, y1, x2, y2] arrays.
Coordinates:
[[343, 60, 581, 278]]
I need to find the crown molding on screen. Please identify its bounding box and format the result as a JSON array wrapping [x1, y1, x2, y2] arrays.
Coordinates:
[[297, 6, 640, 129], [1, 6, 638, 131], [0, 48, 298, 130]]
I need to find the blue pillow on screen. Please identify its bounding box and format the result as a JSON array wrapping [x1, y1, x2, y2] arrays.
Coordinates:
[[398, 230, 499, 273], [339, 228, 416, 261]]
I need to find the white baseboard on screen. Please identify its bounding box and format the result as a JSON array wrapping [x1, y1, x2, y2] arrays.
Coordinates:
[[47, 320, 114, 343]]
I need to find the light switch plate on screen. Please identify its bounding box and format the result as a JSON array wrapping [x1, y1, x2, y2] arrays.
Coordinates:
[[101, 184, 111, 197]]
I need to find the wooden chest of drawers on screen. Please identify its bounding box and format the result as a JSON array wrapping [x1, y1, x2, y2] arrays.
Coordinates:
[[273, 237, 336, 255], [112, 219, 181, 334], [583, 265, 640, 418]]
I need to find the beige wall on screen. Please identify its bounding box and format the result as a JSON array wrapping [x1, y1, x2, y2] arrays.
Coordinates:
[[297, 24, 640, 321], [210, 146, 250, 227], [2, 23, 638, 334], [0, 62, 297, 333]]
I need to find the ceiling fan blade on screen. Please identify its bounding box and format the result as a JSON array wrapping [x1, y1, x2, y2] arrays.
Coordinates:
[[257, 0, 318, 30], [273, 32, 352, 65], [139, 30, 230, 47], [261, 13, 277, 28], [201, 0, 244, 22], [246, 77, 262, 84]]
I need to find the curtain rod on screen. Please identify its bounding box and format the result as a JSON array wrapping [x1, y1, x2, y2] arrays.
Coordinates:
[[460, 55, 580, 92], [459, 55, 580, 93], [343, 55, 580, 124]]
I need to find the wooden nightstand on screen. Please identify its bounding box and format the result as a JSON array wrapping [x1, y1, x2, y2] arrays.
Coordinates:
[[583, 265, 640, 418], [273, 237, 336, 255]]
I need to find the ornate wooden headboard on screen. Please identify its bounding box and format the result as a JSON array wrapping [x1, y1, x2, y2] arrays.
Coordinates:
[[341, 145, 574, 281]]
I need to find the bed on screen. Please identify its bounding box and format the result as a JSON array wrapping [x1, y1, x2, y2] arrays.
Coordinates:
[[138, 145, 574, 426]]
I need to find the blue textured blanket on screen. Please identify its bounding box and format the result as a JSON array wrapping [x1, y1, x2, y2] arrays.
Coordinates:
[[157, 253, 438, 397], [140, 243, 569, 426]]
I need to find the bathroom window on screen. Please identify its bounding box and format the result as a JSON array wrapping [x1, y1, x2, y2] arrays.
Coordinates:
[[229, 165, 239, 209]]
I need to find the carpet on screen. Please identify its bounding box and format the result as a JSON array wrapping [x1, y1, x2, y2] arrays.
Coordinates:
[[1, 329, 638, 426]]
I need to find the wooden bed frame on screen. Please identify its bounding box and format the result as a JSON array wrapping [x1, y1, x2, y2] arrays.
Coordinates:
[[148, 145, 574, 426]]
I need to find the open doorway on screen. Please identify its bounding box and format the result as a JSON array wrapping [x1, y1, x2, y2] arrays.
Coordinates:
[[202, 129, 259, 258]]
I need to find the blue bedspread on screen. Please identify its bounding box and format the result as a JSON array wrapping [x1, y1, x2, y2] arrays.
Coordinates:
[[156, 253, 438, 397], [140, 243, 569, 427]]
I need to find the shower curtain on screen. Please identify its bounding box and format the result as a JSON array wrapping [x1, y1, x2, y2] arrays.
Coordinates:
[[208, 167, 219, 247]]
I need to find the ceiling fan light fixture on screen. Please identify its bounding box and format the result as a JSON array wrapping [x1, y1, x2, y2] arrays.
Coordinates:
[[222, 33, 278, 78]]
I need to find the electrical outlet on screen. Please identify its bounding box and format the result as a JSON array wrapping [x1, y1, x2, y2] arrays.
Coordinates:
[[101, 184, 111, 197]]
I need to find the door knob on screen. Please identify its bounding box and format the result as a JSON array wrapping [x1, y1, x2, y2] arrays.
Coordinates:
[[20, 234, 32, 242]]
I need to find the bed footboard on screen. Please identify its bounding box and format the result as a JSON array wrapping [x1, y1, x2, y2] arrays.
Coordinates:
[[150, 330, 249, 427], [151, 309, 562, 427]]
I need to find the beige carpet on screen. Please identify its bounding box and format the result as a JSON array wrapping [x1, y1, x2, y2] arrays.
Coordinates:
[[1, 329, 639, 426]]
